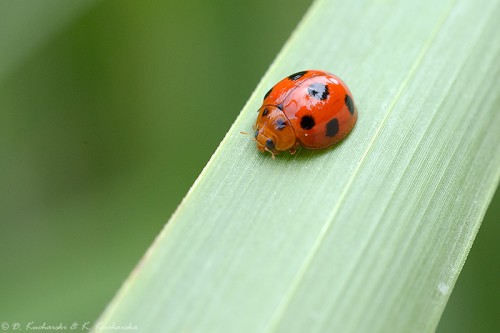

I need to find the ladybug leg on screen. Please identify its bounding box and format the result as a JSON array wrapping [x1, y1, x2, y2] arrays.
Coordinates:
[[289, 142, 301, 155]]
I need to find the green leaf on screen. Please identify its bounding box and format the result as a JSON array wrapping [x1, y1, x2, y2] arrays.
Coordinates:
[[95, 0, 500, 332]]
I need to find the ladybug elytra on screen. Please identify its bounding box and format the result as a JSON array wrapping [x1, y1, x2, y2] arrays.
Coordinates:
[[253, 70, 357, 157]]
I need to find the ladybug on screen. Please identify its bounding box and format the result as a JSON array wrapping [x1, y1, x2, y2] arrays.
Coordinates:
[[253, 70, 357, 157]]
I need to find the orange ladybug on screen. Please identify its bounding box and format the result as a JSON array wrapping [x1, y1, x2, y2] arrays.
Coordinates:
[[253, 70, 357, 157]]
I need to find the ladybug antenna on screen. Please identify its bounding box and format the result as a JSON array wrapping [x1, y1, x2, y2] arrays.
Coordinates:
[[242, 131, 260, 144], [241, 130, 275, 159]]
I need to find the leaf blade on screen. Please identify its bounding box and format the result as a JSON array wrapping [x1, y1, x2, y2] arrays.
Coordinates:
[[95, 0, 500, 332]]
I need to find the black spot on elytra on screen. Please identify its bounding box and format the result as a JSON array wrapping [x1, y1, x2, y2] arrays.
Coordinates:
[[262, 108, 269, 116], [288, 71, 308, 81], [307, 83, 329, 100], [325, 118, 339, 137], [276, 119, 286, 130], [277, 103, 283, 111], [345, 94, 355, 115], [300, 115, 315, 130], [254, 130, 259, 138], [264, 87, 273, 99], [266, 138, 275, 150]]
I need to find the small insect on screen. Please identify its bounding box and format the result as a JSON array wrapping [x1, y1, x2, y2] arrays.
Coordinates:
[[252, 70, 357, 157]]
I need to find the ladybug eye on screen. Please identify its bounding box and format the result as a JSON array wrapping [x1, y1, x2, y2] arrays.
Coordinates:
[[265, 138, 275, 150], [262, 108, 269, 116]]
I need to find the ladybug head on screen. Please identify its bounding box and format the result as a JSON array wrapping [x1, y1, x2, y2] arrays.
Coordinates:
[[254, 105, 295, 156]]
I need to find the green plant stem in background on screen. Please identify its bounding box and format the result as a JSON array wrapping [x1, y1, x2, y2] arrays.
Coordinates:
[[95, 0, 500, 332]]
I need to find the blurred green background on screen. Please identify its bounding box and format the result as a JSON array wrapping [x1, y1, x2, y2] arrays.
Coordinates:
[[0, 0, 497, 331]]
